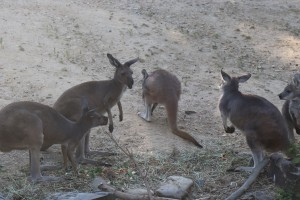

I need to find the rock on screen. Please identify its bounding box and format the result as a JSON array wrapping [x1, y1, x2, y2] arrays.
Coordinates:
[[155, 176, 194, 199], [90, 177, 108, 192], [46, 192, 115, 200], [0, 193, 5, 200]]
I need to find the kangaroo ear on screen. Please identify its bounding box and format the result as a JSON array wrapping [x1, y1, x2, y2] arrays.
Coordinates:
[[107, 53, 122, 68], [124, 57, 139, 67], [292, 73, 300, 87], [237, 73, 251, 83], [80, 97, 90, 112], [141, 69, 148, 79], [221, 69, 231, 82]]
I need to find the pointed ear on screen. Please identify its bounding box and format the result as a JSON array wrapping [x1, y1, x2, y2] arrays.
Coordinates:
[[221, 69, 231, 82], [141, 69, 148, 79], [237, 73, 251, 83], [292, 73, 300, 87], [124, 57, 139, 67], [107, 53, 122, 68], [80, 97, 89, 112]]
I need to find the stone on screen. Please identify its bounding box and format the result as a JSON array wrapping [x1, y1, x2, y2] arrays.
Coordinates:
[[155, 175, 194, 199], [90, 177, 108, 192], [46, 192, 115, 200], [0, 193, 5, 200]]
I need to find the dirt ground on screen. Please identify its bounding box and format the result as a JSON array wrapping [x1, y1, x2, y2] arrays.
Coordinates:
[[0, 0, 299, 199]]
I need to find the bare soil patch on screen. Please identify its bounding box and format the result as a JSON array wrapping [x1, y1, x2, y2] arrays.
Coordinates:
[[0, 0, 299, 199]]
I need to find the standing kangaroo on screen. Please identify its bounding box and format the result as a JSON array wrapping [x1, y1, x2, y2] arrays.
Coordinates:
[[278, 73, 300, 142], [0, 100, 106, 182], [51, 53, 139, 164], [138, 69, 202, 148], [219, 70, 290, 172]]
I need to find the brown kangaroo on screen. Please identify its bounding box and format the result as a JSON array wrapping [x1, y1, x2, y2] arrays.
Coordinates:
[[219, 70, 290, 172], [0, 100, 107, 182], [51, 53, 139, 164], [278, 73, 300, 142], [138, 69, 202, 148]]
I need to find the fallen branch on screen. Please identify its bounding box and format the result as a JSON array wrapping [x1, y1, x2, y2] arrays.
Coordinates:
[[103, 130, 153, 199], [225, 158, 270, 200], [98, 181, 178, 200]]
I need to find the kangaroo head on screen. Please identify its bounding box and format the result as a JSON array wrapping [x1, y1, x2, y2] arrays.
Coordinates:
[[220, 70, 251, 91], [279, 73, 300, 100], [80, 98, 108, 126], [107, 53, 139, 89]]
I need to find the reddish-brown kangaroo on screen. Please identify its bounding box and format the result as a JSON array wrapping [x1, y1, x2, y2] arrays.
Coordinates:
[[0, 100, 107, 182], [138, 69, 202, 148], [219, 70, 290, 172], [51, 53, 139, 164]]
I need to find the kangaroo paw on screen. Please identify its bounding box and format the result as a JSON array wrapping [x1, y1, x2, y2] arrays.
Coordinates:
[[295, 127, 300, 135], [109, 124, 114, 133], [225, 126, 235, 133]]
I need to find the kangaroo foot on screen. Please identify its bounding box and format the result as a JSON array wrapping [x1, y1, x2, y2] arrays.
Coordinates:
[[41, 165, 62, 171], [85, 150, 117, 157], [30, 176, 63, 183], [78, 158, 112, 167], [138, 111, 151, 122], [234, 166, 254, 172]]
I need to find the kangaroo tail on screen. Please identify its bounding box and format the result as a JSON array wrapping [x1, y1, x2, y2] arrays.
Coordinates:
[[172, 129, 203, 148]]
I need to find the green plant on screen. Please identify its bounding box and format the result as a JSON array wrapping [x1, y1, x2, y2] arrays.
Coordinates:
[[287, 142, 300, 165], [276, 186, 300, 200]]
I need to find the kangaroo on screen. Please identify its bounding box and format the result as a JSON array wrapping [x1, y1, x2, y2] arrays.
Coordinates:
[[0, 100, 106, 182], [138, 69, 202, 148], [278, 73, 300, 142], [50, 53, 139, 164], [219, 70, 290, 172]]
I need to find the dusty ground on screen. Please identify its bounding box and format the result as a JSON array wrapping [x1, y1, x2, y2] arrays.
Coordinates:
[[0, 0, 299, 199]]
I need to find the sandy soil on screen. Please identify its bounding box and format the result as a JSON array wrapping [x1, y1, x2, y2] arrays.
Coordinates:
[[0, 0, 299, 199]]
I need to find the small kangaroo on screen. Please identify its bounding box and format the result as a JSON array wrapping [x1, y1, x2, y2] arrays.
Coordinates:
[[138, 69, 202, 148], [219, 70, 290, 172], [278, 73, 300, 142], [0, 100, 107, 182], [51, 53, 139, 163]]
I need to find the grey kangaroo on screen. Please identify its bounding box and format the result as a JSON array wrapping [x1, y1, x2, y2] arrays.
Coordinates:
[[138, 69, 202, 148], [278, 73, 300, 142], [51, 53, 139, 164], [0, 100, 107, 182], [219, 70, 290, 172]]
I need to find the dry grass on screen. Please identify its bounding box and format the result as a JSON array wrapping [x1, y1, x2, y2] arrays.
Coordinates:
[[0, 135, 276, 199]]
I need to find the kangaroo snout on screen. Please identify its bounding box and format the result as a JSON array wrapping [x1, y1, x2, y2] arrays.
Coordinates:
[[127, 78, 134, 89], [278, 93, 285, 100]]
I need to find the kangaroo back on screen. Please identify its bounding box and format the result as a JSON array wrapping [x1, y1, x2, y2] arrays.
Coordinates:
[[139, 69, 202, 148], [219, 70, 290, 154], [52, 53, 138, 163]]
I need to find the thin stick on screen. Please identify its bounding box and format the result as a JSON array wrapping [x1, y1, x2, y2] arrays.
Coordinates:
[[104, 131, 153, 200], [98, 181, 178, 200], [225, 158, 270, 200]]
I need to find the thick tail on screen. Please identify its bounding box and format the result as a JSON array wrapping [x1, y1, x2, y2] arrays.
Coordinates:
[[165, 99, 202, 148], [172, 129, 203, 148]]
